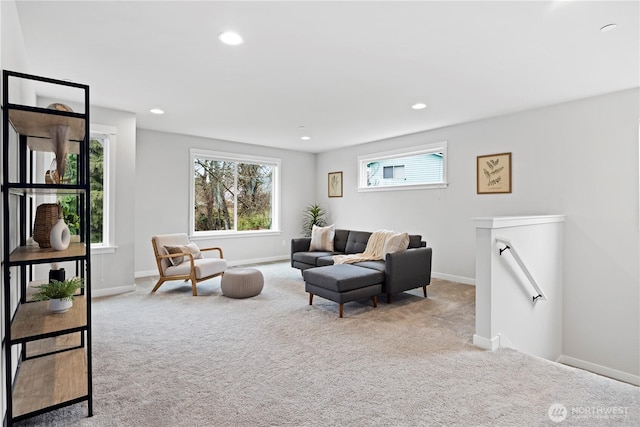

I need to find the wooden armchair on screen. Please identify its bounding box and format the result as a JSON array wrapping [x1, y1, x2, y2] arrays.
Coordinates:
[[151, 233, 227, 296]]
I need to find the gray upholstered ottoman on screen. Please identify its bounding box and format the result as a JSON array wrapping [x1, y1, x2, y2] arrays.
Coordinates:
[[303, 264, 383, 318], [221, 268, 264, 298]]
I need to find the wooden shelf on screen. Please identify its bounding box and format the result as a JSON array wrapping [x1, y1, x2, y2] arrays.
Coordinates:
[[27, 135, 80, 155], [11, 296, 87, 343], [9, 242, 86, 264], [7, 184, 86, 196], [12, 348, 88, 418], [27, 333, 83, 358], [8, 109, 85, 142]]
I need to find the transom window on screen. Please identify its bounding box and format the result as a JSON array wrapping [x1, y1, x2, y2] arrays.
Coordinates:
[[190, 149, 280, 235], [358, 142, 448, 191]]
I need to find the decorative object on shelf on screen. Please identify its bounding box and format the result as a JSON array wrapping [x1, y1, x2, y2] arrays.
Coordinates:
[[47, 102, 73, 112], [33, 203, 63, 248], [46, 104, 73, 184], [328, 171, 343, 198], [50, 124, 71, 183], [31, 277, 84, 313], [45, 157, 71, 184], [49, 298, 73, 313], [50, 217, 71, 251], [44, 162, 57, 184], [49, 264, 66, 282], [477, 152, 512, 194], [301, 203, 327, 237]]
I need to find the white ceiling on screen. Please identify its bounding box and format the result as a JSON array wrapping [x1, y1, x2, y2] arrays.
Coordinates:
[[13, 0, 639, 153]]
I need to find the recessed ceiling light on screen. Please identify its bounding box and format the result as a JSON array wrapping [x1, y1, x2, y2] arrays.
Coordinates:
[[218, 31, 244, 46], [411, 103, 427, 110], [150, 108, 164, 115], [600, 23, 617, 32], [301, 136, 311, 141]]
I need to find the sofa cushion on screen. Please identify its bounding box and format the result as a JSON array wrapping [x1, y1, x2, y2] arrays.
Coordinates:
[[382, 232, 410, 257], [408, 235, 423, 249], [333, 229, 350, 253], [352, 260, 386, 273], [309, 224, 335, 251], [292, 251, 337, 266], [316, 255, 336, 267], [344, 231, 372, 254]]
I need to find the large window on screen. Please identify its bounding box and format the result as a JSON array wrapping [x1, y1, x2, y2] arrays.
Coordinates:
[[190, 149, 280, 235], [56, 128, 112, 248], [358, 141, 448, 191]]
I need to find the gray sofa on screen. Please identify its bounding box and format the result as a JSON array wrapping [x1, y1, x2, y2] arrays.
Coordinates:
[[291, 229, 432, 303]]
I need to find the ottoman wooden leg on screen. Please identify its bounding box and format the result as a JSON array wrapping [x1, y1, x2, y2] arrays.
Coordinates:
[[339, 303, 344, 318], [423, 286, 427, 297], [372, 295, 378, 308], [309, 293, 313, 305]]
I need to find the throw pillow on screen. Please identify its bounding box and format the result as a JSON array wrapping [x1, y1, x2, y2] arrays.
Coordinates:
[[382, 232, 410, 258], [164, 243, 202, 266], [309, 224, 335, 252]]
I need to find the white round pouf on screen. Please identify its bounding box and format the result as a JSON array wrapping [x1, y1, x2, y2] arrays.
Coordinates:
[[221, 268, 264, 298]]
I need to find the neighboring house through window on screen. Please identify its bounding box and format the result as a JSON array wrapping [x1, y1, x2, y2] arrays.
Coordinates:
[[358, 141, 448, 191]]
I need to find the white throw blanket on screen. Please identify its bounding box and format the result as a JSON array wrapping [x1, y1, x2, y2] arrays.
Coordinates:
[[332, 230, 397, 265]]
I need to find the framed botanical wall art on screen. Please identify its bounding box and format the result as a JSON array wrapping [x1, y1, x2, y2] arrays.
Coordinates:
[[328, 171, 343, 198], [477, 152, 511, 194]]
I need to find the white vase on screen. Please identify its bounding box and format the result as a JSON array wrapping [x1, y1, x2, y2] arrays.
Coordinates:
[[49, 218, 71, 251], [49, 298, 72, 313]]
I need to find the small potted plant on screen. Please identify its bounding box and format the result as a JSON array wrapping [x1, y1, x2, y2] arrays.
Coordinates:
[[31, 277, 84, 313]]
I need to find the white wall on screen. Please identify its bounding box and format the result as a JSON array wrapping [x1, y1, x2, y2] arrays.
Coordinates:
[[87, 105, 137, 295], [316, 89, 639, 379], [134, 128, 316, 275]]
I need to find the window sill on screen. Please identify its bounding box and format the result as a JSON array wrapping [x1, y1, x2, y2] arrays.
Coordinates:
[[91, 244, 117, 254], [357, 183, 448, 192], [190, 230, 282, 240]]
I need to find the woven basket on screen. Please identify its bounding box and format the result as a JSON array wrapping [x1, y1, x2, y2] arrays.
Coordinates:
[[33, 203, 62, 248]]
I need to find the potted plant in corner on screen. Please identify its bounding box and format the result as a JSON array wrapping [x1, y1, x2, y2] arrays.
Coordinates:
[[301, 203, 327, 237], [31, 277, 84, 313]]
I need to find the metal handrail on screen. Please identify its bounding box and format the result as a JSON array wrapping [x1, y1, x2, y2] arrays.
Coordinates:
[[496, 237, 547, 303]]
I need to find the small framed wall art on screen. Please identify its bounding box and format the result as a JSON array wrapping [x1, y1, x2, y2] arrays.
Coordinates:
[[477, 152, 512, 194], [328, 171, 343, 198]]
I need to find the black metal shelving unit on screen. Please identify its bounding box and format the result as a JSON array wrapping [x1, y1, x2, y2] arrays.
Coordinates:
[[2, 70, 92, 425]]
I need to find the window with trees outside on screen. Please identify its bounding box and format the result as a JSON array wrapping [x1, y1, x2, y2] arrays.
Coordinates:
[[357, 141, 448, 191], [57, 131, 110, 246], [190, 149, 280, 235]]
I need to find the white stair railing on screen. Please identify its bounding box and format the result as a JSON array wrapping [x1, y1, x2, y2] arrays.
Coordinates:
[[495, 237, 547, 303]]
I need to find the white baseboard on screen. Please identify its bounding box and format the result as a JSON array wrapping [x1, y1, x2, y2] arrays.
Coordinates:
[[497, 333, 516, 349], [556, 355, 640, 386], [227, 255, 290, 267], [432, 271, 475, 286], [134, 255, 290, 279], [473, 334, 500, 350], [135, 269, 157, 279], [92, 284, 136, 298]]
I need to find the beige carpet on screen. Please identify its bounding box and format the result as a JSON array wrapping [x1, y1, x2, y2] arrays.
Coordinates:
[[15, 261, 639, 426]]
